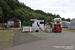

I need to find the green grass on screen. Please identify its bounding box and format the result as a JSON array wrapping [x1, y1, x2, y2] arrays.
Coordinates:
[[0, 30, 13, 32], [0, 30, 14, 41], [0, 27, 2, 29], [29, 33, 46, 39], [65, 29, 75, 32], [11, 27, 22, 30], [29, 32, 56, 39]]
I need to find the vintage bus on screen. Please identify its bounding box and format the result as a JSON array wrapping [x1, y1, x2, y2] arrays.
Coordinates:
[[52, 18, 62, 32]]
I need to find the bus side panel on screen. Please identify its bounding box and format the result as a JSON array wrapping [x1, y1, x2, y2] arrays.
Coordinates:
[[52, 27, 62, 32], [56, 27, 62, 32]]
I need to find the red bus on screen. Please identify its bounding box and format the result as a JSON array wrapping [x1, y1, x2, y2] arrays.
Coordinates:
[[52, 18, 62, 32]]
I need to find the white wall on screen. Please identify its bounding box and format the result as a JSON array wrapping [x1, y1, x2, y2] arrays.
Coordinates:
[[8, 21, 14, 26], [18, 20, 21, 27]]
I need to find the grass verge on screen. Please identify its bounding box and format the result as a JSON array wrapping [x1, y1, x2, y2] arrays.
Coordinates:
[[0, 30, 14, 41], [29, 32, 46, 39], [29, 32, 56, 39], [0, 30, 14, 49], [0, 27, 2, 29], [11, 27, 22, 30], [65, 29, 75, 32]]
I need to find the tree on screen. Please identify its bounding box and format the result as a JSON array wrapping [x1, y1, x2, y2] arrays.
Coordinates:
[[61, 18, 66, 21], [14, 0, 18, 2], [66, 18, 70, 22], [56, 14, 61, 18], [0, 0, 12, 22], [0, 7, 4, 22], [0, 7, 3, 16], [0, 0, 70, 23], [35, 10, 46, 15]]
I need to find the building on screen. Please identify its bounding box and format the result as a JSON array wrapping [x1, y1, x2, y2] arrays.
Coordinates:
[[70, 18, 75, 29], [62, 21, 70, 28], [7, 17, 21, 27], [0, 23, 4, 27], [45, 22, 51, 32]]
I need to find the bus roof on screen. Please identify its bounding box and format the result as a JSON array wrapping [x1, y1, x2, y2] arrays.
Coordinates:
[[53, 18, 62, 21]]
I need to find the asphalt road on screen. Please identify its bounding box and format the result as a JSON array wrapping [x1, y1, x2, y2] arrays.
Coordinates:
[[3, 30, 75, 50]]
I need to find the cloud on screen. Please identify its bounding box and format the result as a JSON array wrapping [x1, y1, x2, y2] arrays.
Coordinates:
[[19, 0, 75, 19], [51, 11, 75, 19]]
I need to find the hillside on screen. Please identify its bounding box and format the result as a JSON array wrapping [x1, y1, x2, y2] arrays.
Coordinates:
[[0, 0, 70, 23]]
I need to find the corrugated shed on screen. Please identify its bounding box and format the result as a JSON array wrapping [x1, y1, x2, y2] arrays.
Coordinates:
[[70, 18, 75, 29], [62, 21, 70, 28]]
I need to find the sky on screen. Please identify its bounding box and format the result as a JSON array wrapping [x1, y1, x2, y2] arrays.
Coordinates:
[[18, 0, 75, 19]]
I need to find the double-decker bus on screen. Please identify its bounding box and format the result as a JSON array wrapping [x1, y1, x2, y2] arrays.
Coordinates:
[[52, 18, 62, 32]]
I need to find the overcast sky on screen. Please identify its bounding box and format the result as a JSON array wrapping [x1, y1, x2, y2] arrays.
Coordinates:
[[18, 0, 75, 19]]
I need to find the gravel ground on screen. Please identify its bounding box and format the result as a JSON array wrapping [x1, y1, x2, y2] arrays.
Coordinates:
[[13, 29, 22, 32], [13, 29, 42, 45], [13, 32, 42, 46]]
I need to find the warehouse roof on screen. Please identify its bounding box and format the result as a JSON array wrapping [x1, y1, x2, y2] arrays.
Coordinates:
[[8, 17, 21, 21]]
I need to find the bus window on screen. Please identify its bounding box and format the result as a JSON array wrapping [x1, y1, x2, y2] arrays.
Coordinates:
[[56, 19, 60, 21], [57, 25, 61, 27]]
